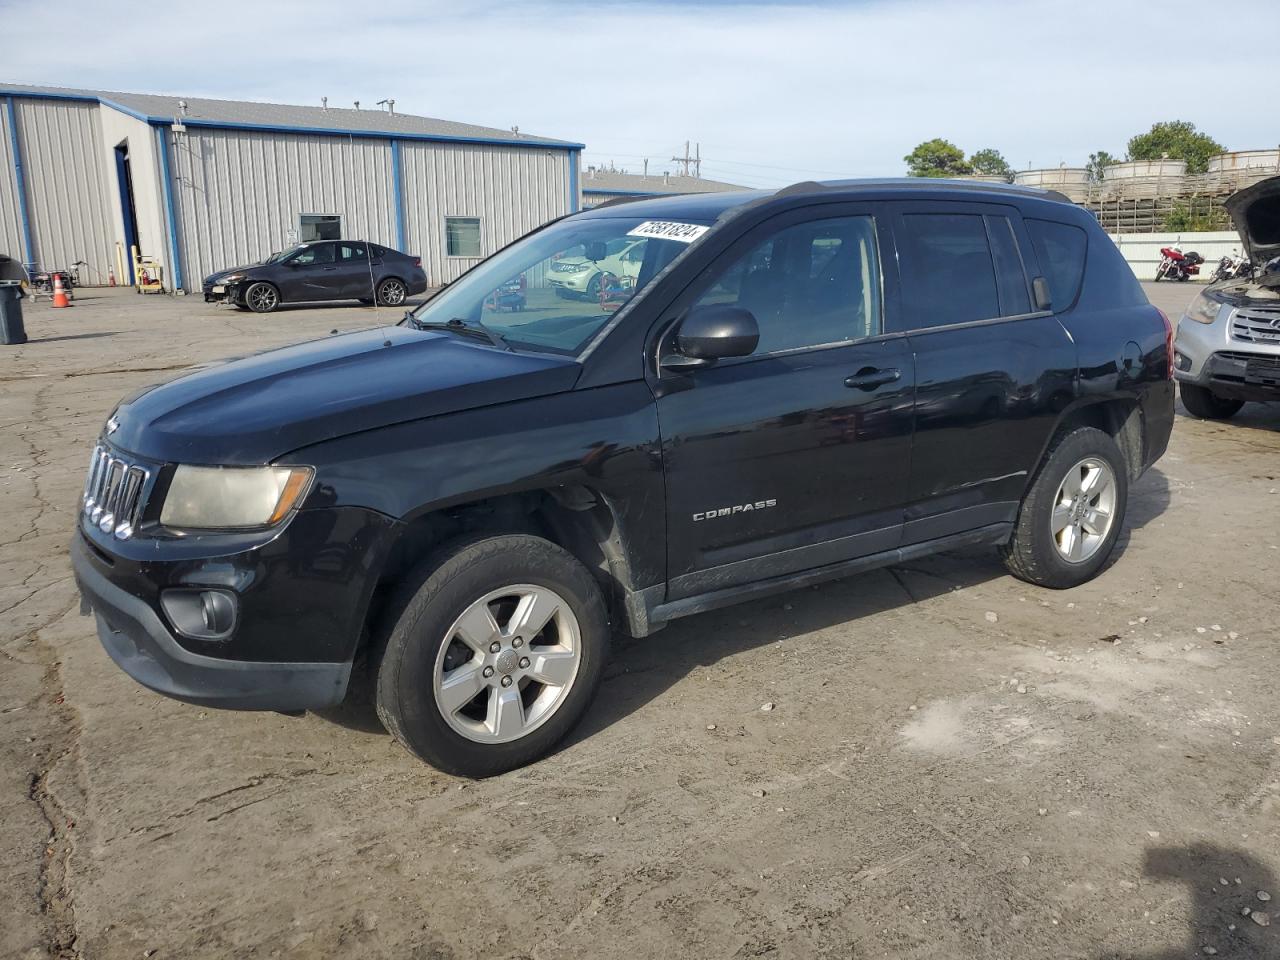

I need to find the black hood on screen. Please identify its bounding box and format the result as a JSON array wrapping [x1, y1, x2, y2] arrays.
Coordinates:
[[1224, 175, 1280, 266], [204, 262, 265, 284], [108, 327, 581, 464]]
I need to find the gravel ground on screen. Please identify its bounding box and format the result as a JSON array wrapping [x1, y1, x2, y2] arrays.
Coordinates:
[[2, 283, 1278, 960]]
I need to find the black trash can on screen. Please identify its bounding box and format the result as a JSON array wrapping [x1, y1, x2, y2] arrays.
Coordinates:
[[0, 282, 26, 345]]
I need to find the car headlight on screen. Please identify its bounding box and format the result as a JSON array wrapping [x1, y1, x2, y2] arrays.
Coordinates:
[[568, 262, 594, 272], [220, 273, 244, 283], [159, 465, 313, 530], [1184, 292, 1221, 325]]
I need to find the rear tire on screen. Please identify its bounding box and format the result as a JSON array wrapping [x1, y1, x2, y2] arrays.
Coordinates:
[[374, 534, 609, 777], [1179, 383, 1243, 420], [376, 278, 406, 306], [1001, 426, 1129, 589]]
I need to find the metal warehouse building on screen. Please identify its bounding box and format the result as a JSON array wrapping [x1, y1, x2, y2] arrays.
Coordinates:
[[0, 83, 583, 292], [581, 169, 743, 208]]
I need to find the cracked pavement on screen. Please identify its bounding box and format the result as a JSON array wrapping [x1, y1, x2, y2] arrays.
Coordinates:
[[1, 285, 1278, 959]]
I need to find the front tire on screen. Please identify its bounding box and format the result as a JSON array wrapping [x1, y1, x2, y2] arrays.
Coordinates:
[[374, 534, 609, 777], [244, 281, 279, 313], [1179, 383, 1243, 420], [1001, 426, 1128, 589], [376, 278, 406, 306]]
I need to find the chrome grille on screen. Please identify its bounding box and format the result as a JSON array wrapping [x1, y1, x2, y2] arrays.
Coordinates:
[[83, 445, 150, 540], [1230, 308, 1280, 345]]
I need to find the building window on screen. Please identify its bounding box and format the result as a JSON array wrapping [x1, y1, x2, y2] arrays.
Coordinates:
[[299, 214, 342, 242], [446, 217, 482, 257]]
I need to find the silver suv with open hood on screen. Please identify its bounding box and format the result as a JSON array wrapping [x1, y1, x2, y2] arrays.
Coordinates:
[[1173, 176, 1280, 419]]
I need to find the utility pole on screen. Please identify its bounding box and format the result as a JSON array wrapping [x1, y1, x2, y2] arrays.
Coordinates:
[[671, 140, 702, 179]]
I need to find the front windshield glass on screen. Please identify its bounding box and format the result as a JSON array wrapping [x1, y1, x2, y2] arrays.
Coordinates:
[[264, 247, 299, 264], [408, 216, 713, 355]]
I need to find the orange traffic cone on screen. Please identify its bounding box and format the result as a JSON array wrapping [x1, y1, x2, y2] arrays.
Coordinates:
[[51, 273, 70, 308]]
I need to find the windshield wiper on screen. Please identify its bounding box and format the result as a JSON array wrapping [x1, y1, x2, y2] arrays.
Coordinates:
[[406, 313, 513, 351]]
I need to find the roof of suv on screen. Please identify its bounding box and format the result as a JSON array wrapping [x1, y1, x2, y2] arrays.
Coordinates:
[[578, 177, 1073, 221]]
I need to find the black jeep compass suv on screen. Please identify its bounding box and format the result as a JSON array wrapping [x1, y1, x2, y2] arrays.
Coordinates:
[[73, 180, 1173, 777]]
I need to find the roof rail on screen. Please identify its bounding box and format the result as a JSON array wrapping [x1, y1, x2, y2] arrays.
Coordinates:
[[590, 194, 654, 210], [774, 177, 1072, 205]]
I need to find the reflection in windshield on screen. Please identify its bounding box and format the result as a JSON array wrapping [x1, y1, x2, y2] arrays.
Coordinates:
[[265, 247, 300, 264], [408, 217, 710, 356]]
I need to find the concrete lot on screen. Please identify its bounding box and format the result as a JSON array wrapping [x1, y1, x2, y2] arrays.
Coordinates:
[[2, 283, 1278, 960]]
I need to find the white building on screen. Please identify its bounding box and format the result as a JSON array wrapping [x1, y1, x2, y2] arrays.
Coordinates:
[[0, 83, 583, 290]]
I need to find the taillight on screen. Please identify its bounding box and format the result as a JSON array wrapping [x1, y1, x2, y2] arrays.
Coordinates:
[[412, 257, 422, 268], [1156, 307, 1173, 379]]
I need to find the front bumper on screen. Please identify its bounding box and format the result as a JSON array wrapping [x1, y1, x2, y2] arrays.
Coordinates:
[[72, 535, 351, 710], [1175, 352, 1280, 402]]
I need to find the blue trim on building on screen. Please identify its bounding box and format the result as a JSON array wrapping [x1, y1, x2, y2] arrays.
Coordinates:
[[155, 126, 183, 291], [4, 96, 36, 268], [173, 118, 583, 151], [569, 149, 580, 213], [0, 89, 161, 123], [390, 139, 407, 252]]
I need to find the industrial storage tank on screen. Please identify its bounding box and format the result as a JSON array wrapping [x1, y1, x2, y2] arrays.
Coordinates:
[[1206, 149, 1280, 174], [1101, 159, 1187, 199], [1013, 167, 1090, 202]]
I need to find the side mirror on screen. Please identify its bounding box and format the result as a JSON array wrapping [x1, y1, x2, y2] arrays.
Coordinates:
[[1032, 276, 1052, 312], [663, 304, 759, 370], [583, 240, 608, 262]]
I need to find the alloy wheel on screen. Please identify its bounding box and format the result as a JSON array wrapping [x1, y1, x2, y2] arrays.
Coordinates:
[[248, 283, 278, 312], [431, 584, 582, 744], [380, 280, 406, 305], [1050, 456, 1117, 563]]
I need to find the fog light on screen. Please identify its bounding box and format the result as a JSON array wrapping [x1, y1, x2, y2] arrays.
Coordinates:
[[161, 588, 238, 641], [1174, 351, 1192, 372]]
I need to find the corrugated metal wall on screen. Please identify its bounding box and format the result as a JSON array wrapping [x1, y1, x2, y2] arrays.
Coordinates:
[[12, 99, 115, 280], [401, 142, 572, 284], [0, 103, 24, 262], [169, 128, 398, 285]]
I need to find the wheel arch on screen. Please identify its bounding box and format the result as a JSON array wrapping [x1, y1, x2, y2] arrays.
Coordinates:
[[359, 486, 648, 661], [1038, 397, 1144, 482]]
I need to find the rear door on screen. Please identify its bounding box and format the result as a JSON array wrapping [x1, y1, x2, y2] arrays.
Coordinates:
[[335, 242, 376, 299], [888, 201, 1076, 542], [652, 205, 916, 599]]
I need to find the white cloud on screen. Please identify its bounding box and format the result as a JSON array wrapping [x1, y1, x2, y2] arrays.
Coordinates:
[[3, 0, 1273, 184]]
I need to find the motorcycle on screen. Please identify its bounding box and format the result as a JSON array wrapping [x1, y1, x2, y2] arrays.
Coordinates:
[[1154, 245, 1204, 282], [1211, 250, 1251, 282]]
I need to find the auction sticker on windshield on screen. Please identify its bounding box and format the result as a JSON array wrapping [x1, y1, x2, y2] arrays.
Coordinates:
[[626, 221, 710, 243]]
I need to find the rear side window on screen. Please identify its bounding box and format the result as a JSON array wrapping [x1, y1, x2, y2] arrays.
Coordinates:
[[1025, 219, 1087, 310], [897, 213, 1000, 328]]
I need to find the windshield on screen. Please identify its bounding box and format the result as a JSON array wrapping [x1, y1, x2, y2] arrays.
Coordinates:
[[264, 246, 300, 264], [408, 216, 712, 355]]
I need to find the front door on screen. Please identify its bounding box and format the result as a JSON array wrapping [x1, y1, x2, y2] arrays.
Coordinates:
[[652, 208, 916, 600], [280, 242, 340, 300]]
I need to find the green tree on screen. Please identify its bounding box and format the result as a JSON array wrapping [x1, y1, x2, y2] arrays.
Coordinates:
[[1086, 150, 1116, 182], [968, 148, 1012, 180], [904, 139, 972, 178], [1127, 121, 1224, 175]]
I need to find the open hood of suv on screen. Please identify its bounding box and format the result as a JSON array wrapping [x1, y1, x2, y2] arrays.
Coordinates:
[[1224, 175, 1280, 267]]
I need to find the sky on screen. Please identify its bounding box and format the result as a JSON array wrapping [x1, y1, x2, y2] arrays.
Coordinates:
[[3, 0, 1274, 188]]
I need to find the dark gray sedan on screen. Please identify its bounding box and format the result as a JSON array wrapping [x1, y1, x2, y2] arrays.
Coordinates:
[[203, 240, 429, 312]]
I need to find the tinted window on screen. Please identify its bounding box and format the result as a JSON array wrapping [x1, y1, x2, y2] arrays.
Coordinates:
[[898, 213, 999, 328], [986, 216, 1031, 315], [338, 243, 368, 261], [693, 216, 882, 353], [290, 243, 335, 265], [1026, 219, 1087, 310]]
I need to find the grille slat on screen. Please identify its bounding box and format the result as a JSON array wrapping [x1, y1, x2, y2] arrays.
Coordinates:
[[1231, 308, 1280, 345], [82, 445, 151, 540]]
